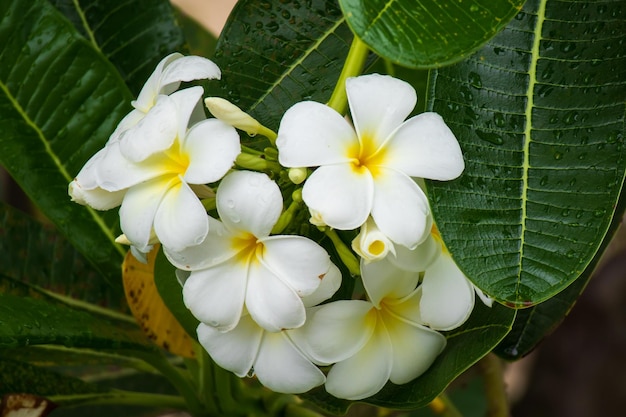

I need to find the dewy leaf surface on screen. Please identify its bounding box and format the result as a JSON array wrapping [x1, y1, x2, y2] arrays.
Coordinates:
[[339, 0, 525, 68], [427, 0, 626, 306], [208, 0, 353, 134], [0, 0, 130, 283], [49, 0, 188, 95], [0, 203, 125, 308]]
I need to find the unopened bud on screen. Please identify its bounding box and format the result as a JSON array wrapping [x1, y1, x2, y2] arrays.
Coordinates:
[[288, 167, 308, 184], [205, 97, 262, 135]]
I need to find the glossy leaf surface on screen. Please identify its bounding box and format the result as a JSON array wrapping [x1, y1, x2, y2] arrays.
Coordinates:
[[0, 203, 125, 307], [339, 0, 525, 68], [50, 0, 187, 95], [208, 0, 353, 134], [0, 0, 130, 283], [427, 0, 626, 306]]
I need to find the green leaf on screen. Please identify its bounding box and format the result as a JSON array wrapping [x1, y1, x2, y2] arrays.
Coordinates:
[[0, 202, 125, 308], [426, 0, 626, 306], [494, 189, 626, 359], [153, 248, 199, 341], [305, 302, 515, 411], [49, 0, 188, 95], [339, 0, 525, 68], [208, 0, 353, 135], [0, 358, 107, 396], [173, 6, 218, 58], [0, 0, 130, 283], [0, 274, 154, 352]]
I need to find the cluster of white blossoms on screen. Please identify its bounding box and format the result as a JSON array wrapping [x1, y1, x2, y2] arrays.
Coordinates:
[[69, 54, 491, 400]]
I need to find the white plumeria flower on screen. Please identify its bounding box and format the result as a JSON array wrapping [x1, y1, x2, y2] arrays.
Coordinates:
[[113, 53, 221, 139], [164, 170, 333, 333], [69, 53, 221, 211], [70, 86, 240, 252], [276, 73, 464, 249], [301, 258, 447, 400], [196, 263, 342, 394], [351, 216, 395, 262]]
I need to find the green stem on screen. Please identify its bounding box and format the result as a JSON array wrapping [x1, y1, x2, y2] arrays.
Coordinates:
[[49, 391, 187, 410], [479, 353, 510, 417], [324, 228, 360, 276], [236, 153, 282, 173], [326, 36, 370, 114], [138, 352, 206, 416], [196, 346, 220, 416], [428, 393, 463, 417]]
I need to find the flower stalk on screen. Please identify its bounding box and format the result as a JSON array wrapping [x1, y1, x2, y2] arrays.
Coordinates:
[[326, 36, 369, 114]]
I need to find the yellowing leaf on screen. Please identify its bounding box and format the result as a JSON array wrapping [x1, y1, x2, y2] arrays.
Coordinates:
[[122, 246, 195, 358]]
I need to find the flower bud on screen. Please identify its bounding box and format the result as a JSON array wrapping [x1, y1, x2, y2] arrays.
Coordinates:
[[351, 217, 395, 263], [288, 167, 308, 184], [205, 97, 262, 136]]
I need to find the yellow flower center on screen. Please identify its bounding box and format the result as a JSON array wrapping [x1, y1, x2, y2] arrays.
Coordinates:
[[161, 138, 190, 177], [368, 239, 385, 256], [231, 233, 265, 265], [347, 133, 387, 177]]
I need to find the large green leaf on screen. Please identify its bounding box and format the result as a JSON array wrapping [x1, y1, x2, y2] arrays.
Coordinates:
[[426, 0, 626, 306], [0, 202, 125, 307], [0, 274, 153, 351], [49, 0, 187, 95], [0, 0, 130, 283], [494, 189, 626, 359], [339, 0, 525, 68], [208, 0, 353, 134], [305, 302, 515, 412]]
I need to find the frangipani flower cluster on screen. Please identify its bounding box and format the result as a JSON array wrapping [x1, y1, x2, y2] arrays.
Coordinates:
[[69, 54, 491, 400]]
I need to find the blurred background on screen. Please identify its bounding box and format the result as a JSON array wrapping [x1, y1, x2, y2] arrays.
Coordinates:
[[1, 1, 624, 416]]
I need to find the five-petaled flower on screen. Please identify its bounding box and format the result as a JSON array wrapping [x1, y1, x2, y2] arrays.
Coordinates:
[[70, 86, 240, 252], [164, 170, 334, 333], [276, 73, 464, 249]]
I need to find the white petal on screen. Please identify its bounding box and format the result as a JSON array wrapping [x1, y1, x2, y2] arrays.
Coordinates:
[[325, 320, 392, 400], [474, 285, 494, 307], [419, 252, 475, 331], [302, 300, 374, 364], [168, 87, 205, 141], [111, 109, 146, 140], [260, 236, 330, 297], [302, 164, 373, 230], [276, 101, 357, 168], [133, 53, 183, 112], [346, 74, 416, 150], [159, 55, 221, 92], [196, 316, 261, 377], [254, 331, 325, 393], [301, 263, 342, 308], [183, 118, 241, 184], [246, 260, 306, 332], [361, 257, 420, 308], [119, 176, 172, 250], [385, 317, 446, 384], [73, 147, 107, 190], [182, 260, 247, 331], [68, 181, 125, 210], [371, 168, 430, 249], [388, 233, 439, 272], [217, 171, 282, 237], [384, 112, 464, 180], [96, 141, 162, 191], [153, 180, 209, 251], [119, 95, 178, 162], [164, 217, 237, 270]]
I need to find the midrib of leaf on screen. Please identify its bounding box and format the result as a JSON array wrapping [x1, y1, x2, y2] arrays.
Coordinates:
[[247, 17, 346, 113], [0, 81, 124, 258], [71, 0, 100, 52], [519, 0, 548, 301]]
